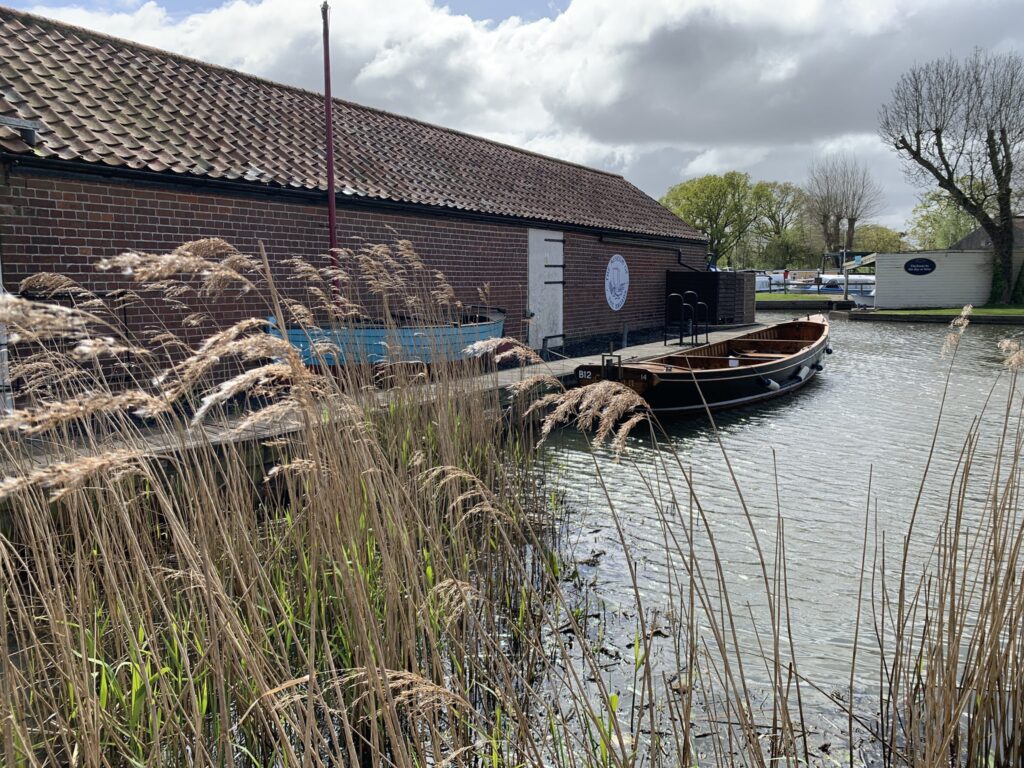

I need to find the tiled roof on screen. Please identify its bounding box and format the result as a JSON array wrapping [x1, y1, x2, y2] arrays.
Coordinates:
[[951, 217, 1024, 250], [0, 7, 702, 241]]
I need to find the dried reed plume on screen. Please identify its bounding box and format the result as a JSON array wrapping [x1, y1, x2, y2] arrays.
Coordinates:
[[420, 578, 484, 633], [191, 362, 294, 425], [420, 465, 513, 531], [505, 373, 562, 398], [71, 336, 150, 361], [526, 379, 649, 448], [611, 411, 649, 453], [308, 285, 365, 320], [283, 256, 324, 283], [232, 398, 305, 436], [0, 390, 166, 433], [263, 457, 317, 483], [396, 239, 425, 270], [151, 318, 279, 398], [281, 299, 315, 327], [997, 338, 1024, 370], [183, 312, 211, 328], [477, 281, 492, 305], [431, 271, 457, 307], [356, 245, 407, 295], [342, 668, 472, 721], [0, 293, 92, 343], [0, 447, 150, 501], [463, 337, 542, 365], [98, 238, 257, 296], [18, 271, 93, 299], [943, 303, 973, 355], [9, 358, 62, 390], [103, 288, 142, 309]]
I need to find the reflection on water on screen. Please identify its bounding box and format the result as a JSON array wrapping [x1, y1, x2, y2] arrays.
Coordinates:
[[544, 311, 1024, 689]]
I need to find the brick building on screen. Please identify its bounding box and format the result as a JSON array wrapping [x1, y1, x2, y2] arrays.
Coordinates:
[[0, 7, 708, 355]]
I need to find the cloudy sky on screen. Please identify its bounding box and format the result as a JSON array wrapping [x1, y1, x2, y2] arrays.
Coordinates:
[[11, 0, 1024, 229]]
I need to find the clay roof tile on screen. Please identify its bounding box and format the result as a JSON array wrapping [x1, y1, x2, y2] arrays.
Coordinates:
[[0, 5, 702, 241]]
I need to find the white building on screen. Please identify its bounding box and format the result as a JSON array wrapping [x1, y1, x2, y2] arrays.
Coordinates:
[[873, 250, 1024, 309]]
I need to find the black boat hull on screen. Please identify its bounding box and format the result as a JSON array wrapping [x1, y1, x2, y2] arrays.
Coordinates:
[[637, 343, 826, 414], [574, 316, 830, 415]]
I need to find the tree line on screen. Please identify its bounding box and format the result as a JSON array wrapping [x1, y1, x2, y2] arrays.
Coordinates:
[[659, 159, 891, 272], [662, 48, 1023, 302]]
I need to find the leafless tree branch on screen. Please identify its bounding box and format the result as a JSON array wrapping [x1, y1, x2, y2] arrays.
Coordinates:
[[879, 48, 1024, 302]]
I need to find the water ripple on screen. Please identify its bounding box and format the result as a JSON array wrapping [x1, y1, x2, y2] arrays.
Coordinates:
[[545, 312, 1024, 687]]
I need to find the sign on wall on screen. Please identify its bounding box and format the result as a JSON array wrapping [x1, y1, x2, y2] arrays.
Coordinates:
[[605, 254, 629, 311], [904, 257, 937, 276]]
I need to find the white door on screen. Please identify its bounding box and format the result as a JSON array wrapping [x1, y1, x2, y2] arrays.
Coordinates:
[[527, 229, 564, 349]]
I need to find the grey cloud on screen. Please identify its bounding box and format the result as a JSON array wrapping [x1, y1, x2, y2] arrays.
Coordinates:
[[619, 139, 919, 228], [616, 146, 700, 200], [554, 3, 1023, 147], [550, 2, 1022, 223], [24, 0, 1023, 229]]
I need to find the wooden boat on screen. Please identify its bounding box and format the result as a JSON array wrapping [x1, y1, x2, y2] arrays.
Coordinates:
[[269, 308, 505, 366], [575, 315, 830, 414]]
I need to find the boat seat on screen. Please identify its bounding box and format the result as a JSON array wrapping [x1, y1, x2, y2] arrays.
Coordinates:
[[735, 352, 785, 359]]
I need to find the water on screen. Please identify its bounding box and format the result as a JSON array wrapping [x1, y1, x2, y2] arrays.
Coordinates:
[[544, 311, 1024, 692]]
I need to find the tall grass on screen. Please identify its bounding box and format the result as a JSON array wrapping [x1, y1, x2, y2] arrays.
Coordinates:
[[0, 244, 1020, 767]]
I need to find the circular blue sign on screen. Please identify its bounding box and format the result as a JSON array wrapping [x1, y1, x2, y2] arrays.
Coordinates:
[[904, 257, 936, 276]]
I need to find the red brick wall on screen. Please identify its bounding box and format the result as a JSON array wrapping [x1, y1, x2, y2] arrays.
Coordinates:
[[0, 167, 704, 346], [563, 233, 706, 341]]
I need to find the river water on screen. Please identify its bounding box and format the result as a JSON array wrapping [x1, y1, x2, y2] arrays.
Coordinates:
[[545, 311, 1024, 694]]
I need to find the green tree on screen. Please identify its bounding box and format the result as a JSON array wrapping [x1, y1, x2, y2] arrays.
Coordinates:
[[760, 231, 818, 269], [747, 181, 811, 268], [751, 181, 803, 240], [853, 224, 904, 253], [660, 172, 755, 266], [907, 188, 979, 250]]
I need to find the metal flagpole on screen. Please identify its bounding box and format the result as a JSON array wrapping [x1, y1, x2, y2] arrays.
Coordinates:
[[321, 3, 340, 281]]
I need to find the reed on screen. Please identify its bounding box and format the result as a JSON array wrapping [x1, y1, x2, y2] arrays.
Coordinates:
[[0, 241, 1019, 768]]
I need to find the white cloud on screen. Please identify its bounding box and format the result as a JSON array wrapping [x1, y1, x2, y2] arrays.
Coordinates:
[[684, 146, 770, 177], [22, 0, 1024, 230]]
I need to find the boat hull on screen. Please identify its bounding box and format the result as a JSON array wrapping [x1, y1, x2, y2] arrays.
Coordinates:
[[269, 310, 505, 366], [575, 315, 829, 415], [630, 343, 825, 414]]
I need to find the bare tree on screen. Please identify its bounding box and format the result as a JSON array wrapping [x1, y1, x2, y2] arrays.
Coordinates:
[[838, 157, 884, 250], [805, 155, 844, 253], [880, 49, 1024, 303], [805, 153, 883, 258]]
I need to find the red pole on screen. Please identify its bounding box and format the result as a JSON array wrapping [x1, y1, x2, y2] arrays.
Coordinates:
[[321, 2, 339, 263]]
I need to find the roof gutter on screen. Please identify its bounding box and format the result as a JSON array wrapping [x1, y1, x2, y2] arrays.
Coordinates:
[[1, 153, 708, 247], [599, 234, 708, 269]]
